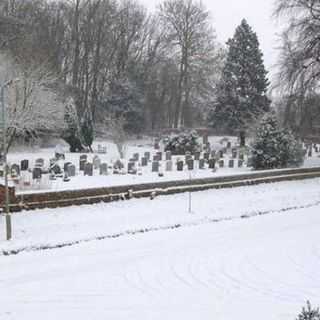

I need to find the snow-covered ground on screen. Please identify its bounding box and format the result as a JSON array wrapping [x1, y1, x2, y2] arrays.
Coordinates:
[[0, 178, 319, 319]]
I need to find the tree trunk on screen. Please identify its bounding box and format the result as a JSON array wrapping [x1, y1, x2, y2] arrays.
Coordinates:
[[240, 131, 246, 147]]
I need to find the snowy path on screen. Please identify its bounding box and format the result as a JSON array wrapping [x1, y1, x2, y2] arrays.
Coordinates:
[[0, 204, 319, 320]]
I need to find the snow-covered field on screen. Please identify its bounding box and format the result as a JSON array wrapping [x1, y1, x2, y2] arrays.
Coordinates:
[[1, 178, 320, 319]]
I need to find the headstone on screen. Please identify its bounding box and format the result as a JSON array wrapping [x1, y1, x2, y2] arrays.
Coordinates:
[[152, 161, 159, 172], [144, 152, 151, 161], [11, 164, 20, 177], [99, 163, 108, 175], [238, 159, 244, 168], [247, 157, 253, 167], [32, 167, 42, 180], [84, 163, 93, 176], [194, 151, 201, 161], [154, 138, 160, 150], [93, 155, 101, 170], [208, 158, 216, 169], [219, 150, 224, 158], [187, 159, 194, 170], [153, 155, 159, 161], [165, 160, 173, 171], [128, 161, 137, 174], [79, 155, 87, 171], [114, 159, 124, 170], [199, 158, 205, 169], [177, 161, 184, 171], [20, 159, 29, 171], [35, 158, 44, 167], [228, 159, 234, 168], [141, 157, 148, 167], [231, 149, 237, 159], [165, 151, 172, 161], [156, 151, 162, 161], [218, 159, 224, 168], [133, 153, 139, 161], [64, 162, 72, 172], [67, 164, 76, 177]]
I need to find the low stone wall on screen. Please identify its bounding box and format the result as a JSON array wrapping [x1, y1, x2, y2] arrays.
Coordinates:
[[6, 166, 320, 212]]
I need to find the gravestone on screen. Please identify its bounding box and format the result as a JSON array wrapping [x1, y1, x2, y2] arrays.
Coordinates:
[[32, 167, 42, 180], [187, 159, 194, 170], [114, 159, 124, 170], [165, 151, 172, 161], [247, 157, 253, 167], [232, 149, 237, 159], [228, 159, 234, 168], [128, 162, 137, 174], [144, 152, 151, 161], [84, 163, 93, 176], [154, 139, 160, 150], [35, 158, 44, 167], [20, 159, 29, 171], [208, 158, 216, 169], [67, 164, 76, 177], [156, 151, 162, 161], [99, 163, 108, 175], [64, 162, 72, 172], [152, 161, 159, 172], [218, 159, 224, 168], [79, 155, 87, 171], [219, 150, 224, 158], [133, 153, 139, 161], [141, 157, 148, 167], [153, 155, 159, 161], [93, 155, 101, 170], [199, 158, 205, 169], [177, 161, 184, 171], [194, 151, 201, 161], [11, 164, 20, 177], [165, 160, 173, 171]]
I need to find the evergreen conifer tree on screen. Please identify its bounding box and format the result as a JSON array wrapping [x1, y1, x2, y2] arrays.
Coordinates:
[[209, 19, 270, 146], [296, 301, 320, 320]]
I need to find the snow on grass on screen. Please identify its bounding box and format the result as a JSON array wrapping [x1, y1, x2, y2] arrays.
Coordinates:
[[1, 178, 320, 255], [0, 196, 319, 320]]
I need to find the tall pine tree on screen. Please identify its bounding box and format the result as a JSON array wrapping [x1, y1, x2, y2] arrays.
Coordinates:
[[209, 19, 270, 146]]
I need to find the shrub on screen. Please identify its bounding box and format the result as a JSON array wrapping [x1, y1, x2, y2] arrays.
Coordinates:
[[251, 112, 304, 170], [296, 301, 320, 320], [164, 131, 201, 155]]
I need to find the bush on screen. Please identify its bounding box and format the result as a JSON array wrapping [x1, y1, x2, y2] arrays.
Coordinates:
[[296, 301, 320, 320], [164, 131, 201, 155], [251, 112, 304, 170]]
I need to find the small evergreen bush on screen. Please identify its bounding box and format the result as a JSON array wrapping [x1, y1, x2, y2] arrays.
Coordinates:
[[164, 131, 200, 155], [251, 112, 304, 170], [296, 301, 320, 320]]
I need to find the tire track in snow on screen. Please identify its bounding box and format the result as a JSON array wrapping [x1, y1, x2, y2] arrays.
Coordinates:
[[2, 200, 320, 257]]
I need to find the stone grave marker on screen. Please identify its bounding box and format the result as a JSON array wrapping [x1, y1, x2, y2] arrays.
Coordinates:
[[165, 160, 173, 171], [64, 162, 72, 172], [141, 157, 148, 167], [209, 158, 216, 169], [21, 159, 29, 171], [165, 151, 172, 161], [177, 160, 184, 171], [32, 167, 42, 180], [152, 161, 159, 172], [219, 150, 224, 158], [231, 149, 237, 159], [79, 155, 87, 171], [93, 156, 101, 170], [35, 158, 44, 168], [199, 158, 205, 169], [218, 159, 224, 168], [154, 138, 160, 150], [128, 162, 137, 174], [247, 157, 253, 167], [144, 152, 151, 161], [133, 153, 139, 161], [99, 163, 108, 175], [228, 159, 234, 168], [68, 164, 76, 177], [187, 159, 194, 170], [84, 163, 93, 176], [156, 151, 163, 161], [11, 164, 20, 177]]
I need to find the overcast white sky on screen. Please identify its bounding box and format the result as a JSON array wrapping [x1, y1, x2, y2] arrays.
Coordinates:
[[140, 0, 281, 81]]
